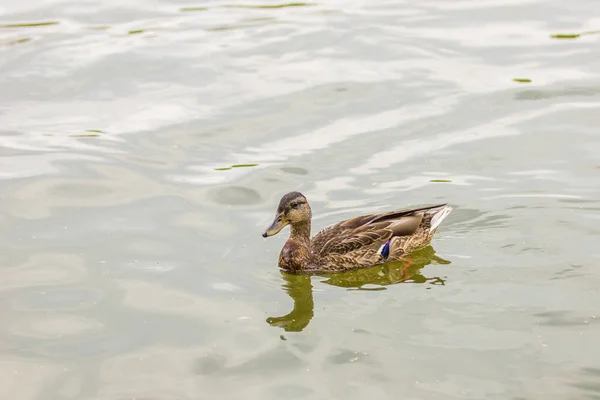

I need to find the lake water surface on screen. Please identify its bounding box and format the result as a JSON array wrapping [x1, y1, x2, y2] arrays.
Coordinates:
[[1, 0, 600, 399]]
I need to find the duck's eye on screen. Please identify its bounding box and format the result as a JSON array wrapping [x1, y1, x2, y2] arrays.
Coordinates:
[[290, 202, 299, 209]]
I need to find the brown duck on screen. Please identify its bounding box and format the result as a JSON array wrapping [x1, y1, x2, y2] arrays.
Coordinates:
[[262, 191, 452, 273]]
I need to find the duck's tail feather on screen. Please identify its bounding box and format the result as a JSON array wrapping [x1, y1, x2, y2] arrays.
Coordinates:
[[429, 205, 453, 232]]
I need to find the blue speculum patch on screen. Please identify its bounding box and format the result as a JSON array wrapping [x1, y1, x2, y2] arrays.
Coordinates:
[[381, 239, 391, 259]]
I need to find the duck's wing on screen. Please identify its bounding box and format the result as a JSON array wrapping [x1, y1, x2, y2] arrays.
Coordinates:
[[311, 204, 447, 256]]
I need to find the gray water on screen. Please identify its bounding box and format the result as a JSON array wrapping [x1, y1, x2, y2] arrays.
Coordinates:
[[1, 0, 600, 399]]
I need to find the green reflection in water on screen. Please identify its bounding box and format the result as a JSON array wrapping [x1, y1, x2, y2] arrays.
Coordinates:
[[70, 129, 105, 138], [7, 38, 31, 46], [180, 7, 208, 12], [513, 78, 532, 83], [267, 273, 315, 332], [207, 26, 238, 32], [224, 3, 314, 9], [430, 179, 452, 183], [267, 246, 450, 332], [232, 163, 259, 168], [550, 30, 600, 40], [214, 163, 259, 171], [128, 29, 144, 35], [552, 33, 580, 39], [0, 22, 59, 28]]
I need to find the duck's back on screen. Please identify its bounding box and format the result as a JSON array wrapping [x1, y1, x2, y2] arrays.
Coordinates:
[[310, 203, 450, 259]]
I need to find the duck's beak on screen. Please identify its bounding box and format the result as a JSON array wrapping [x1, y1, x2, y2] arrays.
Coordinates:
[[262, 213, 287, 238]]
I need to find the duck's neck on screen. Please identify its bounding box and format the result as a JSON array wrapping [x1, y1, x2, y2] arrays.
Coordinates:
[[279, 221, 313, 272], [290, 221, 311, 244]]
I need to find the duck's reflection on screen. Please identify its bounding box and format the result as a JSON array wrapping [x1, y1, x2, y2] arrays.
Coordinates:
[[266, 246, 450, 332], [266, 272, 315, 332]]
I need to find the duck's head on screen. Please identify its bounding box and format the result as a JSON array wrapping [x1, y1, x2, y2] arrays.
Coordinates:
[[262, 191, 312, 238]]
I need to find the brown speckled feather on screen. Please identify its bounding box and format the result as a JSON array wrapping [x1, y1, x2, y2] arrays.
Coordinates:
[[311, 205, 441, 255]]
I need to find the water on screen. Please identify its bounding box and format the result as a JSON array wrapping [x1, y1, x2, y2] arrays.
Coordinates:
[[1, 0, 600, 398]]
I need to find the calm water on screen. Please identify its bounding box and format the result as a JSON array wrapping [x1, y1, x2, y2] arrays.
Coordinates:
[[1, 0, 600, 398]]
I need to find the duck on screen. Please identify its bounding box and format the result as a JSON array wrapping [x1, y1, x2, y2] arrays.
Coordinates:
[[262, 191, 452, 273]]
